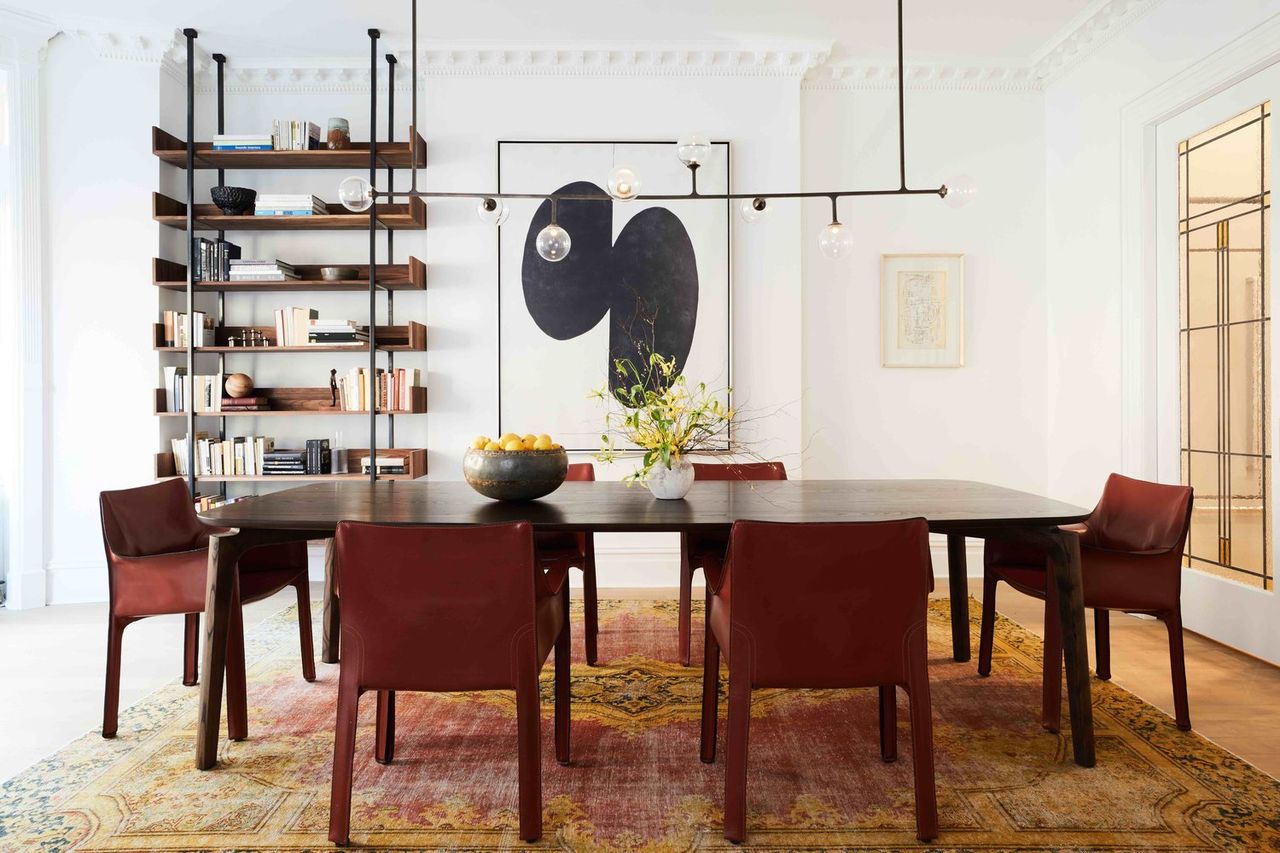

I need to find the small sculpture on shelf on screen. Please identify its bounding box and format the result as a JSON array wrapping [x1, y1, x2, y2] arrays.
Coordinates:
[[225, 372, 254, 398], [330, 369, 339, 407]]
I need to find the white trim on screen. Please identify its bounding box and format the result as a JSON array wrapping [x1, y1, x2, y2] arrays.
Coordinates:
[[1118, 13, 1280, 479], [802, 63, 1040, 93], [44, 560, 107, 605], [1032, 0, 1165, 85]]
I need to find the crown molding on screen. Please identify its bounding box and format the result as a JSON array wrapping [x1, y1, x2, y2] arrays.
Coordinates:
[[1030, 0, 1165, 84], [802, 62, 1041, 93], [0, 7, 58, 63]]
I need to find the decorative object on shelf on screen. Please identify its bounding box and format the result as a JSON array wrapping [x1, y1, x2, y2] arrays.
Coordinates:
[[326, 117, 351, 150], [336, 0, 972, 264], [329, 369, 339, 407], [320, 266, 358, 281], [498, 142, 731, 451], [463, 436, 569, 501], [880, 253, 965, 368], [224, 372, 254, 398], [593, 351, 734, 500], [209, 185, 256, 216]]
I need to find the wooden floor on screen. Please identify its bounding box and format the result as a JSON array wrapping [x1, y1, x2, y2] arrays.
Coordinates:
[[0, 580, 1277, 784]]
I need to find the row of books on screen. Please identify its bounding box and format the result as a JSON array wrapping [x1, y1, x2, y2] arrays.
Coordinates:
[[194, 494, 248, 512], [261, 440, 335, 475], [335, 367, 421, 412], [193, 238, 242, 281], [169, 435, 341, 478], [229, 259, 299, 281], [163, 369, 228, 413], [256, 194, 326, 216], [161, 311, 215, 348], [211, 121, 320, 152]]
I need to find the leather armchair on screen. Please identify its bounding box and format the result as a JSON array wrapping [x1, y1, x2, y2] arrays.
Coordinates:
[[678, 461, 787, 665], [978, 473, 1194, 731], [535, 463, 600, 663], [700, 519, 938, 843], [98, 478, 313, 739], [329, 520, 570, 845]]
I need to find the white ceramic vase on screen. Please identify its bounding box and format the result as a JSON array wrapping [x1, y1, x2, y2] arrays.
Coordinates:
[[647, 457, 695, 500]]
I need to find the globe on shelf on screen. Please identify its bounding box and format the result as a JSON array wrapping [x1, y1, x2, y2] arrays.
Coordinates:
[[817, 221, 854, 259], [536, 223, 572, 262], [739, 197, 770, 223], [476, 197, 510, 225], [337, 175, 374, 212], [943, 174, 977, 209], [607, 166, 641, 201], [676, 132, 712, 167]]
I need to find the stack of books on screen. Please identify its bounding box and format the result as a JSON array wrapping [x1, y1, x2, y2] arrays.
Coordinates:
[[228, 259, 299, 281], [273, 307, 319, 346], [255, 194, 326, 216], [193, 238, 242, 281], [335, 366, 421, 412], [308, 319, 368, 346], [212, 134, 273, 151], [171, 435, 277, 477], [161, 311, 215, 347], [271, 120, 321, 151], [220, 395, 270, 413], [361, 455, 407, 476], [262, 445, 332, 476]]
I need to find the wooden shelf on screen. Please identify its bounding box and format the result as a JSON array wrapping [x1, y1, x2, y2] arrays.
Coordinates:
[[156, 448, 426, 481], [153, 126, 427, 170], [153, 192, 426, 231], [154, 386, 427, 416], [152, 257, 426, 292], [154, 321, 426, 353]]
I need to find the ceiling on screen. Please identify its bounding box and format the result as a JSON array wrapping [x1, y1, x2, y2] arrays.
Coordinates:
[[7, 0, 1100, 64]]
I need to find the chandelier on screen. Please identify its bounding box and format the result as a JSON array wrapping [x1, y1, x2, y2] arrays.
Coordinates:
[[336, 0, 975, 261]]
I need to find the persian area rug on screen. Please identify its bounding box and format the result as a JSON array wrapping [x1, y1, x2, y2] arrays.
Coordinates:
[[1, 598, 1278, 852]]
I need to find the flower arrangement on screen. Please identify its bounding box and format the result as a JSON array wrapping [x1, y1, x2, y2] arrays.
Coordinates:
[[591, 351, 733, 486]]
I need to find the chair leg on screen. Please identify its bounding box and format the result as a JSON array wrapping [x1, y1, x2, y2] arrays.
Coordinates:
[[879, 685, 897, 762], [583, 536, 599, 666], [374, 691, 396, 764], [700, 592, 720, 765], [555, 584, 572, 766], [102, 615, 133, 738], [1041, 584, 1063, 733], [182, 613, 199, 686], [905, 629, 938, 843], [327, 678, 361, 845], [977, 572, 998, 677], [1163, 610, 1192, 731], [1094, 609, 1111, 681], [226, 601, 249, 742], [321, 537, 340, 664], [678, 534, 694, 667], [723, 640, 752, 844], [514, 652, 544, 842], [294, 577, 316, 683]]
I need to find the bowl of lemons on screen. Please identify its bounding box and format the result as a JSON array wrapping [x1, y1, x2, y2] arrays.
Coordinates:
[[463, 432, 568, 501]]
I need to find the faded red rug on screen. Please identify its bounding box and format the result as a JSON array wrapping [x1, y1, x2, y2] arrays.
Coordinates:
[[1, 598, 1278, 851]]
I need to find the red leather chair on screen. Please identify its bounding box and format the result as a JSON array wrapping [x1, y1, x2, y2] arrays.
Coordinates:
[[978, 473, 1194, 731], [700, 519, 937, 843], [535, 462, 600, 664], [329, 521, 570, 845], [98, 478, 313, 739], [679, 461, 787, 665]]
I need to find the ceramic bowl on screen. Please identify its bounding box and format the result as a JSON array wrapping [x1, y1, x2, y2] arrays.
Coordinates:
[[320, 266, 359, 281], [463, 448, 568, 501], [210, 185, 257, 216]]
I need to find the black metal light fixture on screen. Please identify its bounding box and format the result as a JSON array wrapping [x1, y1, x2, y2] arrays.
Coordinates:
[[336, 0, 976, 261]]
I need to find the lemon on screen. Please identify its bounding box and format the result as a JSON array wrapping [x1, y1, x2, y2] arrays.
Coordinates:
[[551, 443, 563, 450], [533, 436, 553, 450], [470, 435, 489, 450], [498, 432, 520, 445], [484, 441, 503, 451], [522, 433, 536, 444], [503, 439, 524, 452], [537, 433, 552, 445]]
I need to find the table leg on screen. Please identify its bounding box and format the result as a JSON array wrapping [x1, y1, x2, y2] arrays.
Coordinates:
[[946, 534, 970, 662], [321, 537, 340, 664], [1045, 527, 1096, 767]]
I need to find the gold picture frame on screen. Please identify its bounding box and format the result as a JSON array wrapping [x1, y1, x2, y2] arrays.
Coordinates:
[[880, 253, 965, 367]]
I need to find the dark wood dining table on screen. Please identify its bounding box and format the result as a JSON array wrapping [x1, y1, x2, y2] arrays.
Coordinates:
[[195, 478, 1094, 770]]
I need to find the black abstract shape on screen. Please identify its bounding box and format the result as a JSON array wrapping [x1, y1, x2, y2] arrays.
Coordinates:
[[521, 181, 699, 400]]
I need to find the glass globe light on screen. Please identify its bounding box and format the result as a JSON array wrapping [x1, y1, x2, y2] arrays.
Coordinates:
[[535, 223, 572, 262], [338, 175, 374, 212], [943, 174, 977, 209], [676, 132, 712, 167], [607, 166, 641, 201], [739, 197, 770, 223], [817, 221, 854, 259], [476, 197, 510, 225]]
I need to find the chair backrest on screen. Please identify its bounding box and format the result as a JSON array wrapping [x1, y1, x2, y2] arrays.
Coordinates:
[[692, 461, 787, 481], [565, 462, 595, 482], [334, 520, 538, 692], [1088, 473, 1193, 554], [723, 518, 931, 689], [99, 478, 206, 558]]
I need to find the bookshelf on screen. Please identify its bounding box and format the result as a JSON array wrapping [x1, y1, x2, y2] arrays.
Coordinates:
[[157, 35, 428, 499]]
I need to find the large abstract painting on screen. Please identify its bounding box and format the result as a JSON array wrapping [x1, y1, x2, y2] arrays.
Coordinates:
[[498, 141, 731, 450]]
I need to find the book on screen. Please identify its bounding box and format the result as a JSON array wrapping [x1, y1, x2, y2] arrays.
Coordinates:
[[212, 144, 273, 151], [360, 456, 407, 475], [305, 438, 332, 475]]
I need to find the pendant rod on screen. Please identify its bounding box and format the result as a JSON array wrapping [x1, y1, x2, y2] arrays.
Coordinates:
[[411, 0, 418, 193], [898, 0, 907, 191], [375, 186, 946, 202]]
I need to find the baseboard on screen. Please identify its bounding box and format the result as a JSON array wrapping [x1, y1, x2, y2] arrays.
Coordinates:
[[3, 567, 49, 609], [45, 560, 107, 605]]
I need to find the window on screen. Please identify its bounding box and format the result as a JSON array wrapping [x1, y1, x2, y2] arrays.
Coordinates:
[[1179, 102, 1272, 590]]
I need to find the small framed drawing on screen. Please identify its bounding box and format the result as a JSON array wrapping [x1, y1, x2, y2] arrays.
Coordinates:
[[880, 253, 965, 367]]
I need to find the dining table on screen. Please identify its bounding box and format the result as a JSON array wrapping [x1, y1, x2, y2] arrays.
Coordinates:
[[194, 478, 1094, 770]]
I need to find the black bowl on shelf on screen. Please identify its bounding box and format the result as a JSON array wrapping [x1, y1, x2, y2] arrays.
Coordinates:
[[210, 185, 257, 216], [463, 448, 568, 501]]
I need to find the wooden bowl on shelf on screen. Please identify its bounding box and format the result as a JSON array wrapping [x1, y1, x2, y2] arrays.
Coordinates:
[[463, 448, 568, 501], [320, 266, 359, 281]]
